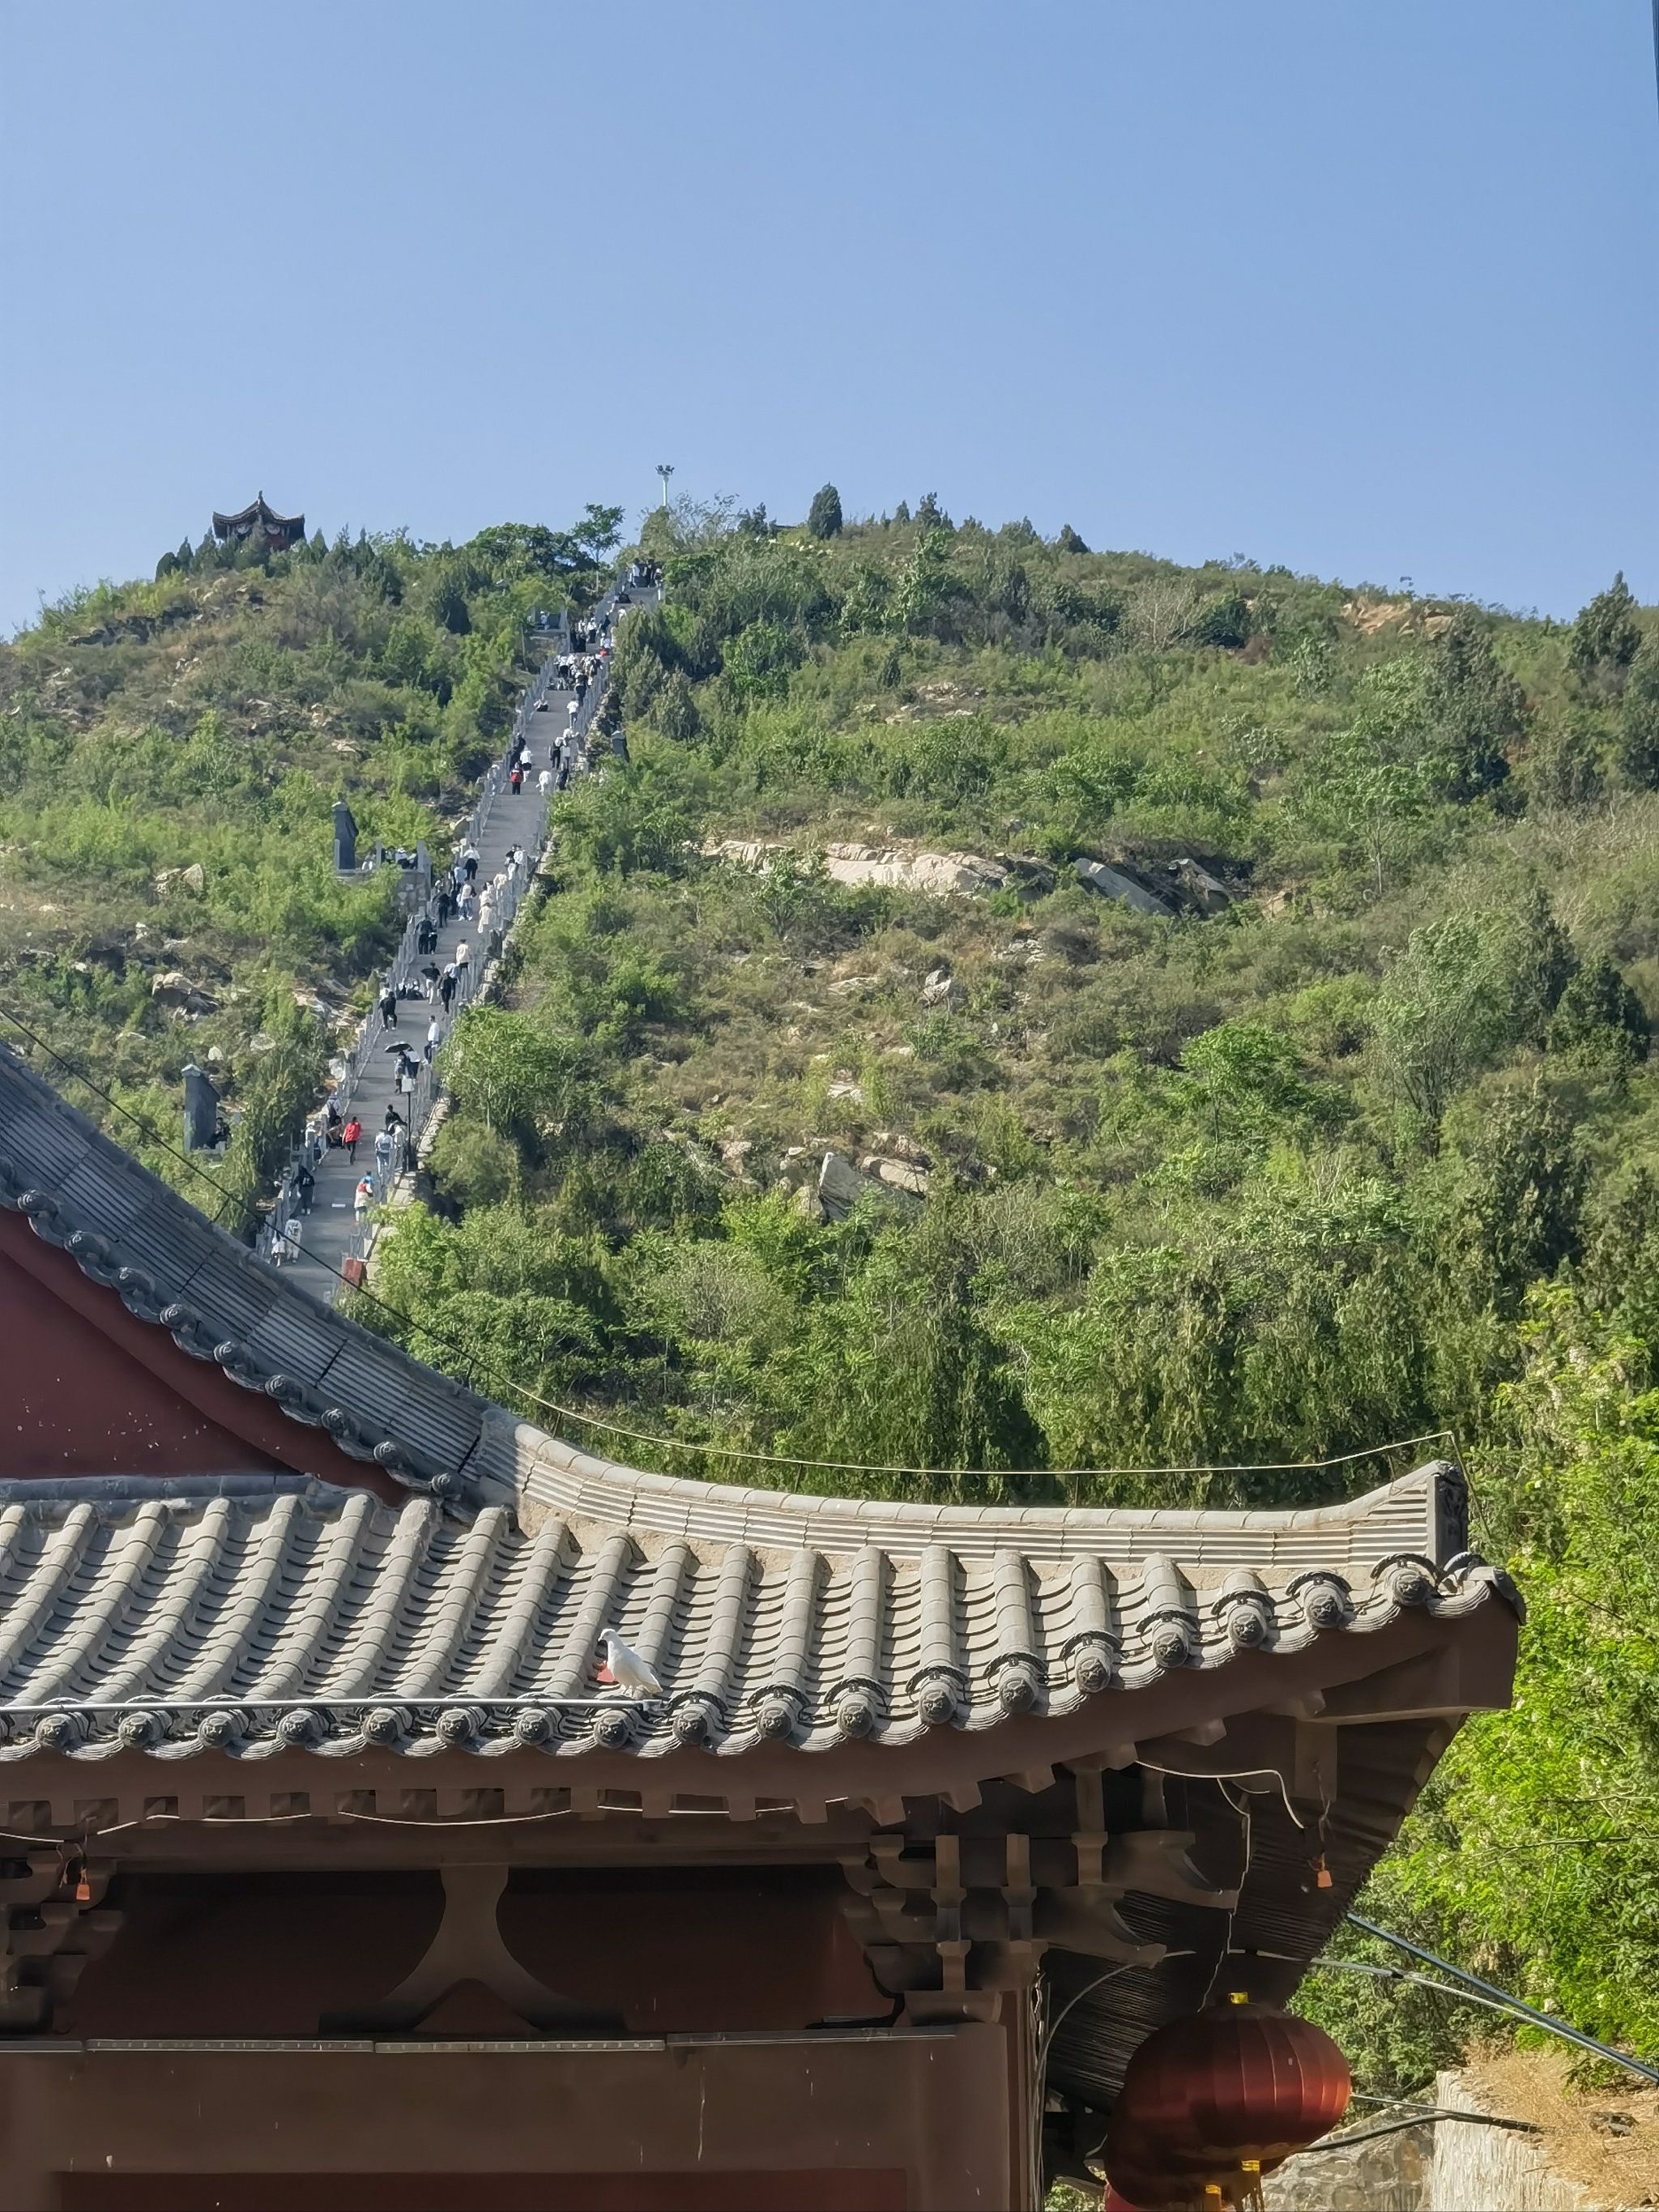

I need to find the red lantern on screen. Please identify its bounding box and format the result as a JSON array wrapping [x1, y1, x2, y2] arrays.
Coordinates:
[[1102, 2133, 1229, 2210], [1106, 1995, 1350, 2208]]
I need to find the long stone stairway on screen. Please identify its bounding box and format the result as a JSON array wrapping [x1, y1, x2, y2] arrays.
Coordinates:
[[271, 578, 650, 1303]]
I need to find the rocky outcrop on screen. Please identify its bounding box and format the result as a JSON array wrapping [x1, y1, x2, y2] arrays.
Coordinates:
[[700, 837, 1052, 901], [1168, 856, 1232, 914], [149, 971, 219, 1016], [1074, 858, 1175, 917], [153, 862, 207, 897], [821, 843, 1005, 895]]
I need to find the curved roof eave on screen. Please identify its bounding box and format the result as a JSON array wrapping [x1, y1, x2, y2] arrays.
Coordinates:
[[0, 1043, 1483, 1574]]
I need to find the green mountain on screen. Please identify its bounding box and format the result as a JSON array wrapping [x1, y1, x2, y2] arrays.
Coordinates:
[[9, 494, 1659, 2080], [0, 509, 619, 1222]]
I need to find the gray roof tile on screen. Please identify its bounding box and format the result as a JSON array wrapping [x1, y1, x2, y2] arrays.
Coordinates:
[[0, 1046, 1520, 1763]]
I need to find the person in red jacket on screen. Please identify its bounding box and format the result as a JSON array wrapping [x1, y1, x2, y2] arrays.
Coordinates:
[[341, 1115, 362, 1164]]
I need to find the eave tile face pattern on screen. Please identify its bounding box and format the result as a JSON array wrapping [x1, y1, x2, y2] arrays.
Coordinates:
[[0, 1484, 1506, 1761]]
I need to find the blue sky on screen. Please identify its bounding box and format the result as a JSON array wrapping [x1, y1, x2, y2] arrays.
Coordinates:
[[2, 0, 1655, 632]]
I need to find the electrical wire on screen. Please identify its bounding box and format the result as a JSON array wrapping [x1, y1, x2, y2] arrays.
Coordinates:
[[1307, 1956, 1659, 2087], [0, 1002, 1463, 1487], [1297, 2109, 1540, 2153], [1203, 1782, 1252, 2006], [1344, 1912, 1659, 2086], [0, 1009, 246, 1228], [1137, 1758, 1306, 1832]]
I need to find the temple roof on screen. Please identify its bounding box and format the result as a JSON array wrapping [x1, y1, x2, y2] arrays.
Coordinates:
[[0, 1046, 1516, 1762], [0, 1468, 1504, 1762], [211, 492, 304, 539]]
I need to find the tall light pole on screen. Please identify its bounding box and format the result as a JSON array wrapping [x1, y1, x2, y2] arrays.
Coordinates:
[[655, 463, 675, 510]]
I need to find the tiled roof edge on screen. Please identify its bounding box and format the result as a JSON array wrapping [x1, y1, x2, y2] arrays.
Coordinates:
[[0, 1045, 1475, 1565], [0, 1045, 492, 1508]]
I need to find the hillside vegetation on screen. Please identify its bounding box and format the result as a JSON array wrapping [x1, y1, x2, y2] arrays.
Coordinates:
[[0, 507, 619, 1220], [13, 492, 1659, 2083], [385, 500, 1659, 2084]]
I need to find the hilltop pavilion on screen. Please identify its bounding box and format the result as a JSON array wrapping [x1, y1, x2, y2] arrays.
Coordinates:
[[0, 1044, 1519, 2210], [210, 494, 305, 554]]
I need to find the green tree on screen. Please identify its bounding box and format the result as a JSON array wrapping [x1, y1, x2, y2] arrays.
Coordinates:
[[806, 484, 843, 539], [1056, 523, 1090, 554], [430, 565, 471, 635], [773, 1204, 1047, 1495], [1455, 1080, 1588, 1307], [1377, 1294, 1659, 2058], [555, 747, 701, 876], [1422, 606, 1521, 800], [1569, 571, 1642, 694], [1294, 662, 1434, 893], [578, 503, 625, 558], [440, 1006, 586, 1152], [1191, 590, 1252, 650], [897, 529, 967, 637], [1372, 898, 1572, 1135], [1616, 637, 1659, 786], [1547, 953, 1652, 1072]]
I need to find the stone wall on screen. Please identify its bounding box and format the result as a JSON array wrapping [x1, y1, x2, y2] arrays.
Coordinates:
[[1427, 2071, 1593, 2212], [1264, 2112, 1430, 2211]]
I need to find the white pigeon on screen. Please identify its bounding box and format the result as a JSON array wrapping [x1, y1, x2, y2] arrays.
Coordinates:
[[598, 1627, 663, 1697]]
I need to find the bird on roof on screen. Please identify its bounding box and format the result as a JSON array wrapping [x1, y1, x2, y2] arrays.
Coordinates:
[[596, 1627, 663, 1697]]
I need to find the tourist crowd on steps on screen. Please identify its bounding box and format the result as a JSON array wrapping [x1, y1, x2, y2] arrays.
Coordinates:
[[258, 565, 656, 1303]]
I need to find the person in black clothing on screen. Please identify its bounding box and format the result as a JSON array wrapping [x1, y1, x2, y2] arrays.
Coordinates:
[[379, 986, 398, 1027], [439, 968, 458, 1012], [384, 1102, 406, 1133], [436, 888, 454, 927], [292, 1162, 314, 1213]]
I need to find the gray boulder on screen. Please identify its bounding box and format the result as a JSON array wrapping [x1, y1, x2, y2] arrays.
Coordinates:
[[1073, 859, 1175, 918]]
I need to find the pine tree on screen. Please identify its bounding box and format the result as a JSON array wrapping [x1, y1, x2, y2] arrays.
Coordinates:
[[1057, 523, 1090, 554], [892, 500, 911, 526], [1617, 638, 1659, 786], [1422, 604, 1522, 799], [1548, 954, 1652, 1070], [806, 484, 842, 539], [1569, 572, 1643, 693]]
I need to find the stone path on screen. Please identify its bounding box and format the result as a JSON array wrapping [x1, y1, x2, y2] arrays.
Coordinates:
[[272, 582, 647, 1303]]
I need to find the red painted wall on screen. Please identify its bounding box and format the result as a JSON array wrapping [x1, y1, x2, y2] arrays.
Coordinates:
[[0, 1244, 280, 1477], [72, 1869, 887, 2039], [0, 1214, 399, 1497]]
